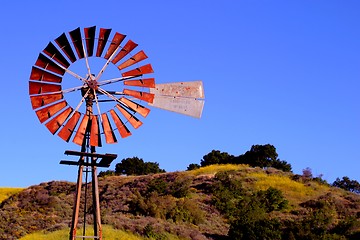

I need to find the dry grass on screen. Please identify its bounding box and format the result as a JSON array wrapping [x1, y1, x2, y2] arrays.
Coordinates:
[[0, 187, 23, 202], [19, 225, 146, 240], [186, 164, 250, 176], [248, 172, 330, 204]]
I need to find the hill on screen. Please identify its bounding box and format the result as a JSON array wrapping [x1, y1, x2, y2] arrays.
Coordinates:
[[0, 164, 359, 239]]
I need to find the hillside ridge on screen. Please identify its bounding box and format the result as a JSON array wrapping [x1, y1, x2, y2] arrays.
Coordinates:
[[0, 164, 359, 239]]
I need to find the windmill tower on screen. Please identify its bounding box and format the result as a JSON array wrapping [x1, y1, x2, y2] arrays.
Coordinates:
[[29, 26, 204, 239]]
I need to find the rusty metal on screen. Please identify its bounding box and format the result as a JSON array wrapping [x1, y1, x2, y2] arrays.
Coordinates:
[[112, 39, 138, 64], [30, 93, 63, 109], [43, 42, 70, 68], [57, 111, 81, 142], [120, 97, 150, 117], [96, 28, 111, 57], [29, 81, 61, 95], [84, 26, 96, 57], [109, 109, 132, 138], [115, 104, 142, 129], [35, 100, 67, 123], [123, 78, 155, 88], [45, 107, 73, 134], [55, 33, 77, 63], [101, 112, 118, 143], [35, 53, 66, 75], [69, 27, 84, 59], [104, 32, 126, 59], [121, 63, 154, 77], [123, 89, 154, 103], [73, 114, 90, 145], [118, 50, 148, 70], [90, 115, 101, 147], [30, 66, 62, 83]]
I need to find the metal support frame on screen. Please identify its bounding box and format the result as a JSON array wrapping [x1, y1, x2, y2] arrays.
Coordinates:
[[60, 88, 116, 240]]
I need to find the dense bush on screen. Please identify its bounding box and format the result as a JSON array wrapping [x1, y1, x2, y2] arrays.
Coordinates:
[[128, 191, 204, 224], [115, 157, 165, 175]]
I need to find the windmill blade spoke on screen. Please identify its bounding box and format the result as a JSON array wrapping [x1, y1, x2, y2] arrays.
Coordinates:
[[97, 75, 137, 87], [93, 89, 103, 122], [95, 44, 122, 81], [97, 87, 121, 103], [81, 31, 92, 77]]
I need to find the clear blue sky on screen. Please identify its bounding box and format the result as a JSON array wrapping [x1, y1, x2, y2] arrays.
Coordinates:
[[0, 1, 359, 187]]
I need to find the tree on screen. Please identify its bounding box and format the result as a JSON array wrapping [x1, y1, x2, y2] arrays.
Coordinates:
[[115, 157, 165, 176], [332, 176, 360, 194], [235, 144, 292, 172], [187, 163, 200, 171], [200, 150, 234, 167]]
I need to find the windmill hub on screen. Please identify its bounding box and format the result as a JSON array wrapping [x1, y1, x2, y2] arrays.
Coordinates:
[[86, 74, 98, 90], [87, 79, 98, 90]]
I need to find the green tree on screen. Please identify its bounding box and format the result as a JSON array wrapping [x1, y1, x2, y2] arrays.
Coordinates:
[[235, 144, 292, 172], [115, 157, 165, 175], [332, 176, 360, 194], [187, 163, 200, 171], [200, 150, 234, 167]]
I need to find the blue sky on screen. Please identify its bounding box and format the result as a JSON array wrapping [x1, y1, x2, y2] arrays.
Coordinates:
[[0, 1, 359, 187]]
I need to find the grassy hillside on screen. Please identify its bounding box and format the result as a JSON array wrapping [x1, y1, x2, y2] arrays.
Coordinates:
[[0, 164, 359, 239], [19, 225, 184, 240], [0, 187, 23, 202]]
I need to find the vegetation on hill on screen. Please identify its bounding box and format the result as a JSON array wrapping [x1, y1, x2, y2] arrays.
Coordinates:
[[1, 145, 360, 239]]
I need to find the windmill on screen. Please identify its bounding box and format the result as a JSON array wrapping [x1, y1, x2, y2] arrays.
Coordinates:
[[29, 26, 204, 240]]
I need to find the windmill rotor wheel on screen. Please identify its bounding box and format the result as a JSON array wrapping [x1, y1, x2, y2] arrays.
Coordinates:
[[29, 26, 156, 147]]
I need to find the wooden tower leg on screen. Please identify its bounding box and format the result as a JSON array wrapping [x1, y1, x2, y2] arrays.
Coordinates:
[[70, 164, 84, 240], [92, 161, 102, 239]]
